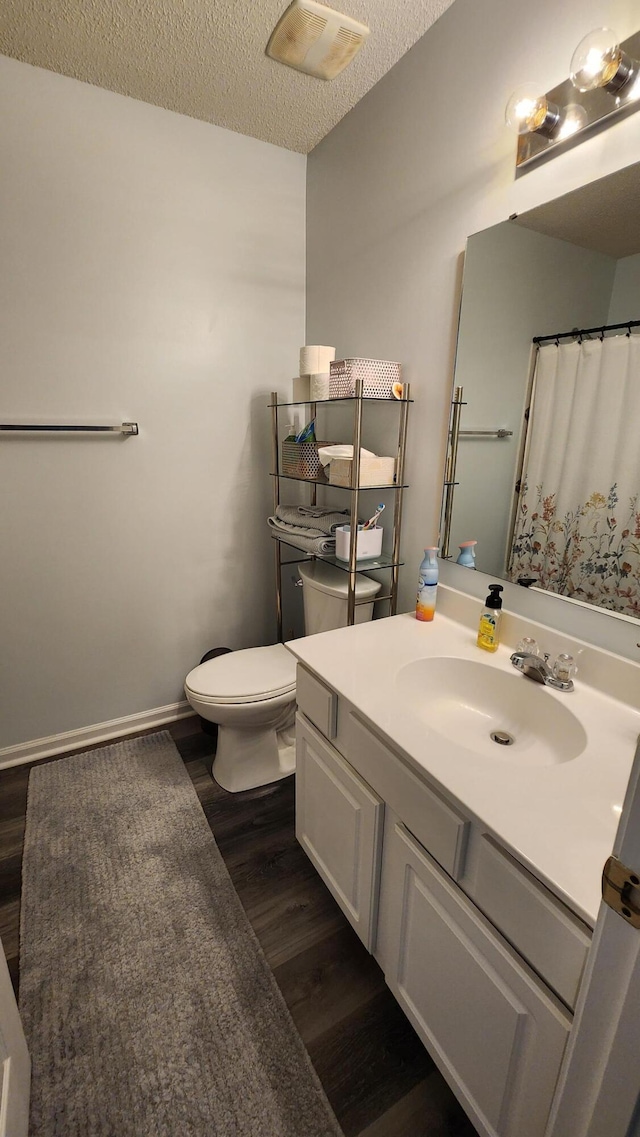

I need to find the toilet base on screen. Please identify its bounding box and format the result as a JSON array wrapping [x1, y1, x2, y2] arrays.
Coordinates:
[[212, 711, 296, 793]]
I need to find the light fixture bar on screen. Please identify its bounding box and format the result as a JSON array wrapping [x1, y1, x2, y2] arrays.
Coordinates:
[[516, 28, 640, 175]]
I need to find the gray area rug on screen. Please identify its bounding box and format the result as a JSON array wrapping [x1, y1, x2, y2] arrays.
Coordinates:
[[20, 731, 342, 1137]]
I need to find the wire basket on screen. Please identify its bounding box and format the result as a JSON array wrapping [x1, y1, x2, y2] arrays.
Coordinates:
[[329, 358, 402, 399], [281, 440, 331, 480]]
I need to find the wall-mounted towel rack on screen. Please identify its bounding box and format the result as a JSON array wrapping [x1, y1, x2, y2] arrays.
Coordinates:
[[460, 429, 513, 438], [0, 422, 139, 436]]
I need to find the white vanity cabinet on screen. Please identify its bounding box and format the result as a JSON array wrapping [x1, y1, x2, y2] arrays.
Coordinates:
[[377, 816, 571, 1137], [295, 714, 384, 950], [295, 663, 579, 1137]]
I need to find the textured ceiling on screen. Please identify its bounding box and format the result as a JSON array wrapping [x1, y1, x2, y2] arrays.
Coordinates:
[[0, 0, 455, 153], [515, 162, 640, 259]]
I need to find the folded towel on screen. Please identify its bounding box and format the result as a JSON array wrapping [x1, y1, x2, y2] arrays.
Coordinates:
[[269, 516, 328, 541], [268, 517, 335, 555], [275, 504, 354, 536]]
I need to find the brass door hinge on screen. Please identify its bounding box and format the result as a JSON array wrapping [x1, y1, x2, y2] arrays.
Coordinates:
[[602, 855, 640, 928]]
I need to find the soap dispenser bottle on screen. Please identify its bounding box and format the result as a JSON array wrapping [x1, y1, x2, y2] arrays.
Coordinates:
[[477, 584, 504, 652], [416, 548, 439, 622]]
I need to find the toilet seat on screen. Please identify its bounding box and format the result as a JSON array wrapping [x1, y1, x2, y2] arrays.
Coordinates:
[[185, 643, 296, 705]]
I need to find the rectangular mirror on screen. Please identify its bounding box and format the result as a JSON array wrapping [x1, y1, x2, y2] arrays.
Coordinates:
[[442, 161, 640, 622]]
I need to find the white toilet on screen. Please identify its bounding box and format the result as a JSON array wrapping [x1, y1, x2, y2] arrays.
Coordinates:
[[184, 561, 381, 793]]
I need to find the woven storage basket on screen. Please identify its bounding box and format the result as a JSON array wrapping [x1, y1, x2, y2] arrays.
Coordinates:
[[329, 358, 401, 399], [281, 439, 331, 480]]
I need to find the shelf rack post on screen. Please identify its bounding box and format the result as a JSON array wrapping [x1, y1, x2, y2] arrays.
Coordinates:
[[308, 401, 317, 509], [441, 385, 465, 560], [347, 380, 365, 626], [271, 391, 283, 642], [390, 382, 410, 616]]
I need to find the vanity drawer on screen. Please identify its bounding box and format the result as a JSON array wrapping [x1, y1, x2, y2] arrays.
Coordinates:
[[468, 835, 591, 1010], [296, 664, 337, 740], [345, 712, 469, 880]]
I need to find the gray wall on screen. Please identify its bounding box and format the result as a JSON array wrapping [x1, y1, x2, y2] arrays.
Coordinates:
[[609, 253, 640, 323], [0, 57, 306, 752], [307, 0, 640, 660], [452, 225, 615, 577]]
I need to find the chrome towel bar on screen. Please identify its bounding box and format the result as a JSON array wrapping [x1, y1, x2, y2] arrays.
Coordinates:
[[460, 429, 513, 438], [0, 422, 139, 436]]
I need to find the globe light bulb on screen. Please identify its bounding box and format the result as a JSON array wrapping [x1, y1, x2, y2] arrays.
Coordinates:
[[557, 103, 588, 140], [505, 85, 560, 137], [570, 28, 635, 93]]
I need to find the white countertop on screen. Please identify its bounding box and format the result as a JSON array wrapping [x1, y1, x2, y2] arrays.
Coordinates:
[[286, 589, 640, 927]]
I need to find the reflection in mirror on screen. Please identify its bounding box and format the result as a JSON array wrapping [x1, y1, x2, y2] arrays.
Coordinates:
[[442, 162, 640, 621]]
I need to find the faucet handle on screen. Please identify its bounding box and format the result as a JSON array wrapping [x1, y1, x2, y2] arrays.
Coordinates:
[[553, 653, 576, 684], [516, 636, 539, 656]]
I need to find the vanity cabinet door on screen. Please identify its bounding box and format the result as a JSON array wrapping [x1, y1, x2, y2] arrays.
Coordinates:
[[296, 714, 383, 951], [379, 818, 571, 1137]]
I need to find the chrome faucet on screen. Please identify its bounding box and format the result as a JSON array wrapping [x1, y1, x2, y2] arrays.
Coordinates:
[[510, 649, 575, 692]]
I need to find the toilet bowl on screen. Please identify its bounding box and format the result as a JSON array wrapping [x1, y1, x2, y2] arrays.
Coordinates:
[[185, 644, 296, 793], [184, 564, 381, 792]]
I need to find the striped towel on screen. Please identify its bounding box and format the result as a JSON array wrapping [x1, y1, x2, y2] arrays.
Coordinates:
[[267, 516, 335, 554], [275, 504, 353, 537]]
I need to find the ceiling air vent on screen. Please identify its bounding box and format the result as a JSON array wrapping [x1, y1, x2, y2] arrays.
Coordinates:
[[266, 0, 370, 81]]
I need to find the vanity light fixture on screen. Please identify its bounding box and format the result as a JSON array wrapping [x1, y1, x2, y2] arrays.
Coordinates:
[[504, 89, 589, 142], [509, 27, 640, 174], [570, 28, 638, 94], [505, 86, 561, 138], [556, 103, 589, 140]]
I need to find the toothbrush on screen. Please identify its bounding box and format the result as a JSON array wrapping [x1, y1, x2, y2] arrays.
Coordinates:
[[363, 503, 385, 530]]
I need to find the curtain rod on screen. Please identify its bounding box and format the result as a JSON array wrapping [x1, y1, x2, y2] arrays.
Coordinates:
[[533, 319, 640, 345]]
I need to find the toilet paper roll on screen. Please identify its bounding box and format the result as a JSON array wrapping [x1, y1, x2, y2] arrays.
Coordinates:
[[300, 345, 335, 376], [292, 376, 311, 402], [309, 373, 331, 400]]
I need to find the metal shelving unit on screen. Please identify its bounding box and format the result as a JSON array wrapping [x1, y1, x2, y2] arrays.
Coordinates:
[[270, 379, 411, 641]]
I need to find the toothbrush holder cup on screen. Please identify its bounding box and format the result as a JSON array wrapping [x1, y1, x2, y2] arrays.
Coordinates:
[[335, 524, 383, 562]]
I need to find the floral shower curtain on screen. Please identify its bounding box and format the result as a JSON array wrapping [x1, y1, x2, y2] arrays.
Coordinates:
[[508, 334, 640, 617]]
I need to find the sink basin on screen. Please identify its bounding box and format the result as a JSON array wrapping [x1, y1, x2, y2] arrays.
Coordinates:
[[395, 657, 587, 767]]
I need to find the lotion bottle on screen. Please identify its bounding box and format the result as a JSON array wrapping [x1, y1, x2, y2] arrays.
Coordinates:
[[477, 584, 504, 652], [416, 548, 438, 622]]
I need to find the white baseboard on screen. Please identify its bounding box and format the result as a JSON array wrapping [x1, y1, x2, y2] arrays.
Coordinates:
[[0, 701, 197, 770]]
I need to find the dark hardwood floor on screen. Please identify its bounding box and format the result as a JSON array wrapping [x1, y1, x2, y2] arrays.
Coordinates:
[[0, 718, 477, 1137]]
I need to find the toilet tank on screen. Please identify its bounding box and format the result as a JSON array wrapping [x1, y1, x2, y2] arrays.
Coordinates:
[[297, 561, 382, 635]]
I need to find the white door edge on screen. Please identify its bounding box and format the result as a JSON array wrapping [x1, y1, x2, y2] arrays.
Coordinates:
[[0, 939, 30, 1137], [547, 736, 640, 1137]]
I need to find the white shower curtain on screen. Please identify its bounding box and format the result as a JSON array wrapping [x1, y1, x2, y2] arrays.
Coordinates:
[[509, 334, 640, 617]]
